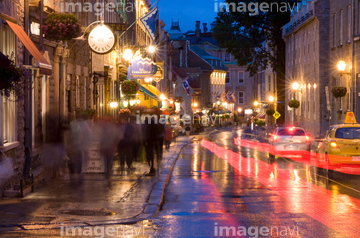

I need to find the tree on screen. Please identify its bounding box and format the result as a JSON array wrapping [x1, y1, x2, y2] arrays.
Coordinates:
[[213, 0, 300, 125], [213, 0, 299, 76]]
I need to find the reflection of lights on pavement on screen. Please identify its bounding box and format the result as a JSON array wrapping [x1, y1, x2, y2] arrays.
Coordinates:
[[193, 154, 198, 172], [255, 161, 258, 177], [294, 170, 300, 182]]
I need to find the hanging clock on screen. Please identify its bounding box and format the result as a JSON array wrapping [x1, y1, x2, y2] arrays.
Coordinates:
[[88, 24, 116, 54]]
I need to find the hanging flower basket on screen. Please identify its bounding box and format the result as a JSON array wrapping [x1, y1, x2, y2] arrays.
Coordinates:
[[331, 87, 347, 98], [288, 100, 300, 109], [0, 53, 30, 98], [119, 109, 131, 119], [266, 109, 275, 116], [42, 13, 82, 42], [122, 80, 139, 96]]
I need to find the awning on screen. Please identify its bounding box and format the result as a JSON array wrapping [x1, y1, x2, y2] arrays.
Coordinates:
[[6, 20, 52, 75], [256, 112, 266, 119], [139, 84, 160, 101]]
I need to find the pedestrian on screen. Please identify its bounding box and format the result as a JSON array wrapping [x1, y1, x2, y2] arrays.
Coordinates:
[[100, 116, 122, 179], [117, 120, 136, 170], [164, 125, 173, 150], [155, 122, 165, 161], [142, 117, 157, 175]]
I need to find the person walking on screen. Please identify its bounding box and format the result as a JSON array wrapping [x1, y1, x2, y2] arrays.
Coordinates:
[[164, 124, 173, 150], [142, 117, 157, 175]]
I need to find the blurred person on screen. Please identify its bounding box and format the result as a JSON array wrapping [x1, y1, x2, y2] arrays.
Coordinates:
[[68, 115, 92, 175], [165, 124, 173, 150], [117, 120, 136, 170], [155, 122, 165, 160], [142, 116, 157, 175], [100, 116, 122, 179], [41, 115, 66, 179], [132, 116, 143, 162]]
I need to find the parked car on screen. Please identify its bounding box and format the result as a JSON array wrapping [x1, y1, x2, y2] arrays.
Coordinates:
[[269, 127, 311, 160]]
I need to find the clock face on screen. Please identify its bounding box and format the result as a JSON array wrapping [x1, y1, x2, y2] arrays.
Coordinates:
[[88, 25, 116, 54]]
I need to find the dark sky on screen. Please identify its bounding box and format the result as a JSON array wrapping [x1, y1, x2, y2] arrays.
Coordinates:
[[152, 0, 219, 32]]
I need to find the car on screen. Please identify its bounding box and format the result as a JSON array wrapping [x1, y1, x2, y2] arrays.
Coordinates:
[[316, 112, 360, 170], [269, 127, 311, 160]]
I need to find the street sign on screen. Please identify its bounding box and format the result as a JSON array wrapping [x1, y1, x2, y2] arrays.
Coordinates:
[[273, 111, 281, 119], [105, 23, 128, 31]]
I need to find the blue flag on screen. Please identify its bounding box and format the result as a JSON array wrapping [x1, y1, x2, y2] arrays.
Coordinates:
[[140, 6, 158, 42], [182, 77, 190, 95]]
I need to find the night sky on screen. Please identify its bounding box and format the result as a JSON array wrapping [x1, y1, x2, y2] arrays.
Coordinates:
[[152, 0, 219, 32]]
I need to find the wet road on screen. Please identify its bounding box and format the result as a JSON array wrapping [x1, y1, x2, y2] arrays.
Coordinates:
[[154, 128, 360, 237]]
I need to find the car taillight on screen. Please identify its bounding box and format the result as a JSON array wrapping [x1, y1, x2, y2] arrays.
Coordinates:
[[330, 141, 339, 148], [273, 135, 277, 143], [306, 135, 309, 142]]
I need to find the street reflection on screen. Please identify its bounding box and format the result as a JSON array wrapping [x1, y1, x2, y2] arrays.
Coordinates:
[[201, 138, 360, 238]]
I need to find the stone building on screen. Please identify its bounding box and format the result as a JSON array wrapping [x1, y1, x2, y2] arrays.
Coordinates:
[[0, 0, 27, 190], [182, 20, 254, 113], [329, 0, 360, 124], [282, 0, 330, 137]]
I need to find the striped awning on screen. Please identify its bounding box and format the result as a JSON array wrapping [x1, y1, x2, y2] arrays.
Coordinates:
[[256, 112, 266, 119], [139, 84, 160, 101]]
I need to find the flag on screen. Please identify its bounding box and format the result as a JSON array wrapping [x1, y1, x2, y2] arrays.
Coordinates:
[[182, 77, 190, 95], [226, 91, 232, 101], [140, 6, 158, 42]]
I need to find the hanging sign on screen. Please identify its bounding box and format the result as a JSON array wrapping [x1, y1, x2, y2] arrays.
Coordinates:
[[128, 56, 156, 78]]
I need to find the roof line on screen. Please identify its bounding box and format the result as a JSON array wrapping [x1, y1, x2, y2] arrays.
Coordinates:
[[188, 47, 214, 69]]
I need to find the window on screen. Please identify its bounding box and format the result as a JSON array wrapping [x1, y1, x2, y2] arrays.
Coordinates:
[[0, 22, 17, 146], [267, 75, 272, 92], [340, 10, 343, 45], [76, 75, 80, 108], [238, 91, 244, 104], [238, 71, 244, 84], [276, 129, 305, 136], [335, 128, 360, 139], [224, 53, 230, 62], [333, 13, 336, 47], [347, 5, 351, 43], [225, 72, 230, 84]]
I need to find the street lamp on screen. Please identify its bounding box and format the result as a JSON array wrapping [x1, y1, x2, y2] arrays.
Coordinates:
[[193, 102, 198, 107], [254, 101, 259, 107], [110, 101, 118, 108], [123, 48, 134, 61], [292, 82, 299, 91], [268, 96, 274, 103], [238, 107, 242, 113], [147, 45, 156, 54], [160, 94, 166, 100]]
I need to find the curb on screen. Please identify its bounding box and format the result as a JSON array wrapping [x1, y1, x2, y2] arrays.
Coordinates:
[[149, 137, 194, 216]]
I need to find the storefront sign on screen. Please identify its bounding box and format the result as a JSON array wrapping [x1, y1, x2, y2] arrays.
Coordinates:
[[82, 142, 106, 173], [128, 56, 155, 78]]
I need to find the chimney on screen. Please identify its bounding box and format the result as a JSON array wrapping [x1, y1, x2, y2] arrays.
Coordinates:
[[203, 23, 208, 33], [210, 21, 216, 31], [195, 21, 201, 38]]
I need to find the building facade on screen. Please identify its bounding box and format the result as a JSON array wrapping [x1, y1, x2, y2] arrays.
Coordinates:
[[282, 0, 330, 137]]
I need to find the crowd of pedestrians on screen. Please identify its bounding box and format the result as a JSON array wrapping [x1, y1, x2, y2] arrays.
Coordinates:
[[41, 112, 173, 179]]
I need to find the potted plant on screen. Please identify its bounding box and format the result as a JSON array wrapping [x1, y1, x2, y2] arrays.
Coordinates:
[[0, 53, 30, 98], [122, 80, 139, 96], [42, 13, 82, 42], [331, 87, 347, 98], [119, 109, 131, 122], [288, 99, 300, 109], [185, 126, 191, 136]]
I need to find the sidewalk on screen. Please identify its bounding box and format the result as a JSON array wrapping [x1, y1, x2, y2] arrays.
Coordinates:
[[0, 136, 193, 232]]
